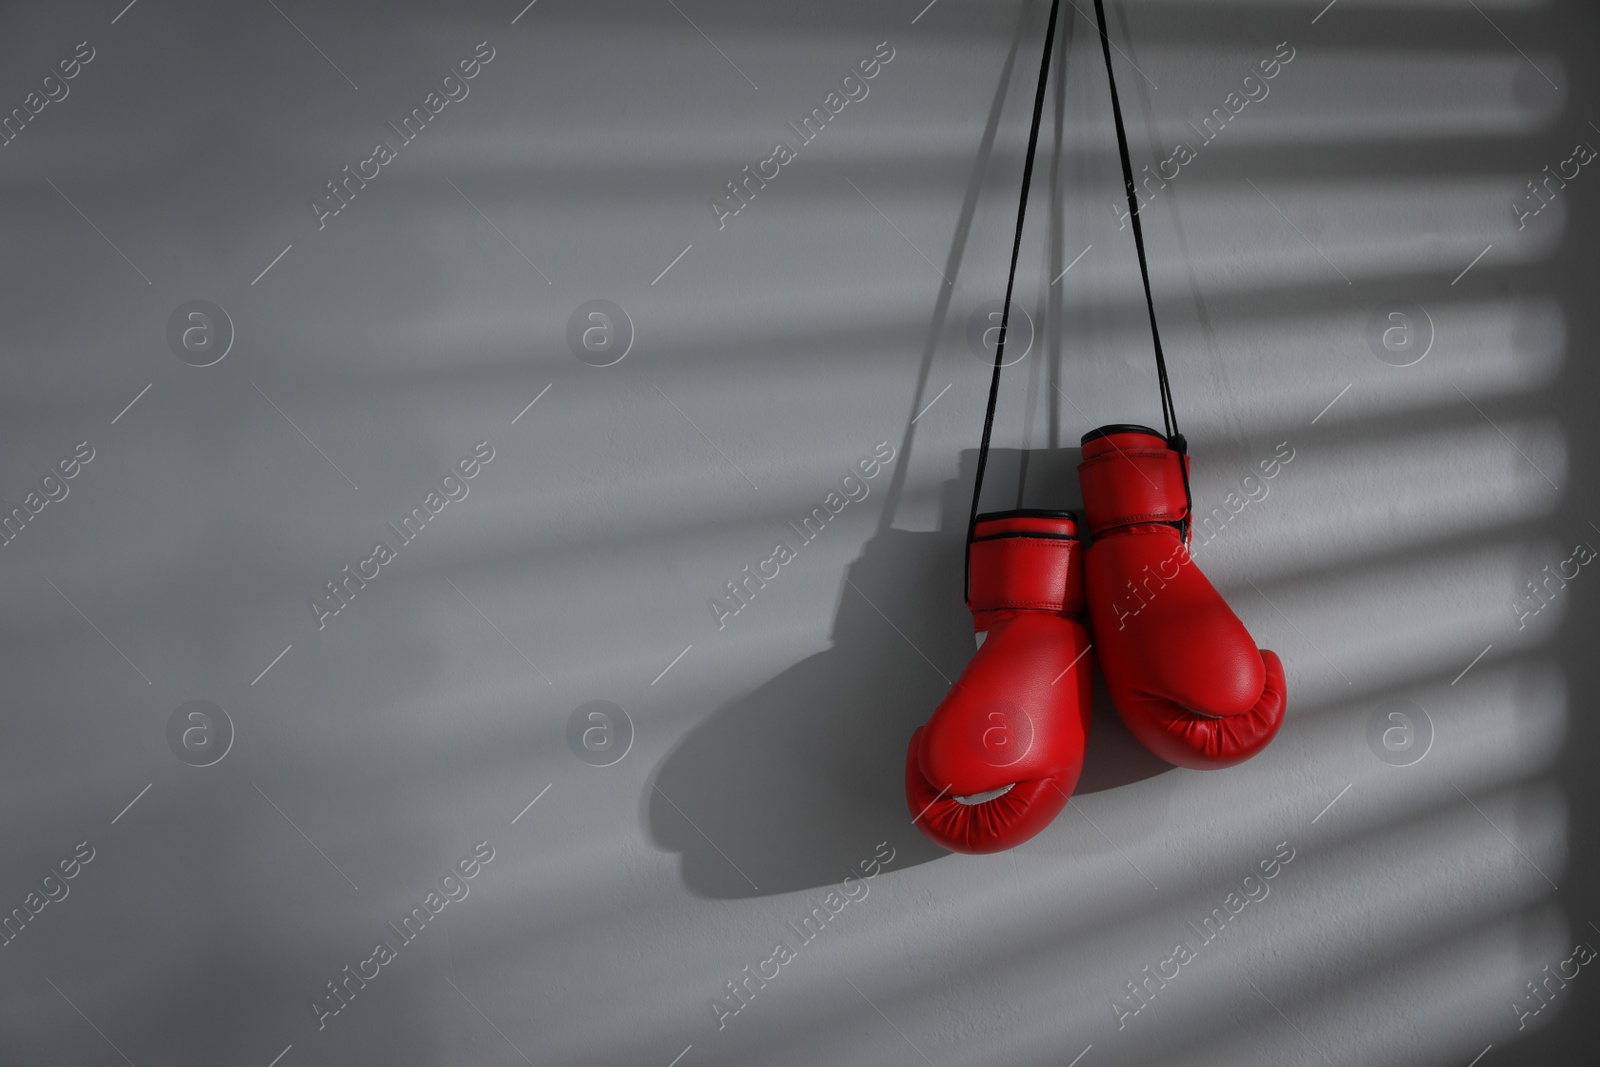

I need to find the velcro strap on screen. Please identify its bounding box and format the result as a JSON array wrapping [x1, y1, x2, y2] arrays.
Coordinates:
[[1079, 448, 1188, 535], [967, 536, 1083, 616]]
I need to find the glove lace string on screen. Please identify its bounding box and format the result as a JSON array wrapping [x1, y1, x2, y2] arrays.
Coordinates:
[[1089, 0, 1193, 541], [968, 0, 1193, 598], [966, 0, 1064, 600]]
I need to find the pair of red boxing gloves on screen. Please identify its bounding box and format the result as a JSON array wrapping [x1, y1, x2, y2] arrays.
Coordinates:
[[906, 425, 1288, 853]]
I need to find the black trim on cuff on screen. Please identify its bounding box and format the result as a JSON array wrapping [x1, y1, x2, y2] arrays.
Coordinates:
[[974, 508, 1078, 522], [970, 531, 1078, 543], [1080, 423, 1165, 445]]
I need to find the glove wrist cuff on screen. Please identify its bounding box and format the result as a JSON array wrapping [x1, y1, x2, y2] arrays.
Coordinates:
[[967, 510, 1083, 622], [1078, 427, 1189, 536]]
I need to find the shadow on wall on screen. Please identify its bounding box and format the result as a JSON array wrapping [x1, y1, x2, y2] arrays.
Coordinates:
[[645, 446, 1172, 899]]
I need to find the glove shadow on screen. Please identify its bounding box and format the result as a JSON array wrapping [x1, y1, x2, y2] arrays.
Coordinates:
[[1073, 666, 1175, 795], [645, 523, 961, 898]]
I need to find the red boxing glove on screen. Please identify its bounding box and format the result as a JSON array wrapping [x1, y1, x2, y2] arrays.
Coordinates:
[[1077, 425, 1286, 769], [906, 511, 1092, 853]]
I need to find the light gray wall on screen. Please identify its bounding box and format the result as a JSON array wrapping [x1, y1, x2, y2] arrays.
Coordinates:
[[1, 1, 1595, 1064]]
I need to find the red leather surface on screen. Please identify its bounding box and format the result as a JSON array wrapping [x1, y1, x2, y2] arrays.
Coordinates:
[[1078, 434, 1286, 770], [908, 515, 1092, 854], [1078, 430, 1189, 536], [968, 513, 1082, 626]]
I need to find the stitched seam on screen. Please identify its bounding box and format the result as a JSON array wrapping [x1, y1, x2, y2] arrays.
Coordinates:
[[974, 538, 1075, 548], [971, 598, 1070, 611], [1080, 448, 1170, 469], [1090, 509, 1179, 533]]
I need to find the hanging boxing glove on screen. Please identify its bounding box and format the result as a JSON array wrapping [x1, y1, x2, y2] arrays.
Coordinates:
[[1078, 425, 1286, 769], [906, 510, 1092, 853]]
